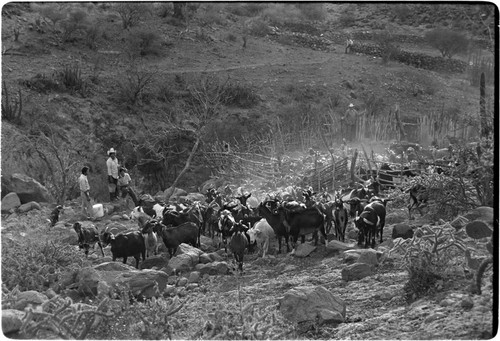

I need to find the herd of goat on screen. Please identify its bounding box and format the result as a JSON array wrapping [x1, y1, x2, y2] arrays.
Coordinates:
[[71, 163, 429, 272]]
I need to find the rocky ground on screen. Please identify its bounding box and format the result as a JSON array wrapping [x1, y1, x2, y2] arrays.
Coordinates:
[[1, 197, 495, 340]]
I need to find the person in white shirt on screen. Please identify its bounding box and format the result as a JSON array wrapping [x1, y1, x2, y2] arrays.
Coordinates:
[[106, 148, 120, 202], [117, 167, 138, 205], [78, 166, 94, 219]]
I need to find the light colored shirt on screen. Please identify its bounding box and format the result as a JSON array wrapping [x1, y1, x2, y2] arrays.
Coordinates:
[[78, 174, 90, 192], [117, 172, 132, 187], [107, 157, 119, 179]]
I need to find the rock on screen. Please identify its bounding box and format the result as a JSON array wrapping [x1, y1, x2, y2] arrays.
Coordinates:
[[177, 277, 188, 287], [164, 285, 175, 296], [186, 283, 198, 290], [14, 290, 49, 310], [183, 192, 206, 203], [167, 253, 196, 272], [424, 312, 447, 323], [279, 285, 346, 325], [199, 253, 212, 264], [439, 298, 455, 307], [461, 296, 474, 310], [188, 271, 201, 283], [141, 255, 168, 270], [292, 243, 316, 258], [177, 243, 204, 258], [1, 192, 21, 213], [385, 211, 407, 224], [110, 215, 122, 221], [341, 263, 375, 281], [347, 228, 359, 240], [463, 207, 493, 225], [195, 261, 230, 276], [1, 173, 53, 203], [16, 201, 42, 213], [76, 268, 103, 295], [97, 281, 112, 298], [163, 187, 188, 202], [167, 276, 177, 285], [103, 222, 130, 235], [207, 252, 223, 262], [94, 262, 135, 271], [325, 240, 357, 254], [391, 223, 413, 239], [343, 249, 382, 266], [2, 309, 25, 335]]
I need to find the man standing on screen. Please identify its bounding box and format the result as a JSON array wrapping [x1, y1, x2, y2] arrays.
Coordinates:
[[341, 103, 359, 142], [78, 166, 94, 219], [106, 148, 120, 202]]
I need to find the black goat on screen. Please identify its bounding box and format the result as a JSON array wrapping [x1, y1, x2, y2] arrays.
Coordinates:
[[72, 222, 104, 257], [49, 205, 63, 227], [229, 221, 249, 273], [333, 196, 348, 242], [149, 221, 199, 258], [101, 230, 145, 268], [258, 201, 291, 253], [354, 201, 386, 248]]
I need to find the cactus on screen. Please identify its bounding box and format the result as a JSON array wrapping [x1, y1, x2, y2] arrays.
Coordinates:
[[465, 220, 492, 240], [1, 80, 23, 123]]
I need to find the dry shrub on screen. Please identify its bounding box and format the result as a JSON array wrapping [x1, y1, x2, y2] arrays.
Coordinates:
[[226, 3, 266, 17], [245, 18, 271, 37], [197, 3, 225, 26], [126, 28, 163, 57], [261, 3, 301, 26], [294, 3, 326, 21]]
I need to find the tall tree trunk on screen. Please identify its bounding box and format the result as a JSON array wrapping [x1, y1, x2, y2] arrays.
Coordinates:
[[480, 72, 489, 138], [165, 137, 200, 201]]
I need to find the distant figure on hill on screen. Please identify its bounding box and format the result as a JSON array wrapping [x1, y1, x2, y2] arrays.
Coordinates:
[[341, 103, 359, 142], [345, 38, 354, 54]]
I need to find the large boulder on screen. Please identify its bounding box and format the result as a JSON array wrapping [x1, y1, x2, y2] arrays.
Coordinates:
[[2, 309, 25, 335], [194, 261, 230, 276], [279, 286, 346, 325], [180, 192, 206, 203], [1, 173, 53, 203], [1, 192, 21, 213], [343, 249, 382, 266], [341, 263, 375, 281], [392, 223, 414, 239], [385, 210, 407, 224], [141, 255, 168, 269], [17, 201, 42, 213], [325, 240, 357, 255], [167, 253, 197, 272], [75, 266, 169, 298]]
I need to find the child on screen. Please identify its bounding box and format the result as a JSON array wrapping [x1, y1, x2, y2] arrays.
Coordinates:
[[117, 167, 139, 206]]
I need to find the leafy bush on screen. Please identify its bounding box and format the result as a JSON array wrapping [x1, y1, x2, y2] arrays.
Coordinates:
[[390, 224, 468, 302], [197, 3, 225, 26], [246, 18, 271, 37], [222, 82, 260, 108], [373, 30, 400, 64], [424, 28, 469, 59], [226, 3, 266, 17], [294, 3, 326, 21], [225, 33, 238, 42], [338, 11, 355, 27], [84, 23, 101, 50], [261, 3, 301, 25], [36, 3, 66, 27], [2, 238, 83, 292], [126, 28, 163, 57], [391, 4, 411, 22], [114, 2, 149, 29], [59, 9, 89, 42]]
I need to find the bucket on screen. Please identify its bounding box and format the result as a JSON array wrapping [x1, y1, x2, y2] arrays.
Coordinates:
[[92, 203, 104, 218]]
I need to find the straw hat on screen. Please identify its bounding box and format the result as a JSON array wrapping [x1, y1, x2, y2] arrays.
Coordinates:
[[349, 103, 354, 108], [107, 148, 116, 155]]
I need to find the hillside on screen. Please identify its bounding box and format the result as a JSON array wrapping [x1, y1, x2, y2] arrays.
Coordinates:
[[0, 3, 496, 340], [1, 2, 495, 201]]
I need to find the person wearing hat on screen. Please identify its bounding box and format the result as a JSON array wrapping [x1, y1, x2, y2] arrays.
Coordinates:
[[106, 148, 120, 201], [78, 166, 94, 220], [341, 103, 359, 142], [117, 167, 139, 206]]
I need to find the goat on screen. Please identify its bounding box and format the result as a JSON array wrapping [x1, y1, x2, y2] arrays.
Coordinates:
[[345, 197, 368, 219], [72, 222, 104, 257], [140, 220, 159, 258], [48, 205, 63, 227], [257, 201, 291, 253], [275, 202, 328, 249], [408, 183, 428, 220], [354, 201, 386, 248], [333, 195, 349, 242], [217, 209, 235, 252], [228, 221, 249, 273], [247, 218, 275, 258], [149, 221, 199, 258], [101, 230, 145, 268]]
